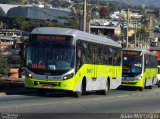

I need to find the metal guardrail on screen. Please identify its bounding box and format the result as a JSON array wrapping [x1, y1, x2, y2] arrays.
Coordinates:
[[0, 77, 24, 84]]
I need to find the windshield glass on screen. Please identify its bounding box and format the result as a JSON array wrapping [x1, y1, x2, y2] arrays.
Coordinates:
[[122, 55, 142, 77], [26, 35, 75, 75]]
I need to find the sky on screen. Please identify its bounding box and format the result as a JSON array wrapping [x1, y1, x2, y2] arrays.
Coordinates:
[[106, 0, 160, 8]]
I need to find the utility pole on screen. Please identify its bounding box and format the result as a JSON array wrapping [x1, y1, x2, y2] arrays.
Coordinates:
[[126, 9, 129, 47], [148, 16, 152, 49], [134, 20, 137, 48], [83, 0, 87, 32]]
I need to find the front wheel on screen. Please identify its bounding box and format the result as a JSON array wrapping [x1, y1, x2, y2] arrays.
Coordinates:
[[139, 79, 146, 91], [74, 91, 82, 98], [148, 85, 152, 89], [157, 81, 160, 88], [139, 87, 144, 91]]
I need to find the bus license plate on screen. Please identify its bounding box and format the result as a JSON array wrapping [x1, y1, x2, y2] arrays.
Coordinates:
[[123, 81, 128, 83], [43, 85, 51, 89]]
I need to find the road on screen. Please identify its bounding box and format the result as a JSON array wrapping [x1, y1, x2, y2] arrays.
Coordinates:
[[0, 85, 160, 119]]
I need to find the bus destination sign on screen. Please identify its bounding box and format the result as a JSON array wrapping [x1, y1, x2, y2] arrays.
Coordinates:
[[123, 51, 141, 56], [37, 35, 65, 41]]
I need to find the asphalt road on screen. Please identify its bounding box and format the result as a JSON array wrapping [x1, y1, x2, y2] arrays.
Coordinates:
[[0, 84, 160, 119]]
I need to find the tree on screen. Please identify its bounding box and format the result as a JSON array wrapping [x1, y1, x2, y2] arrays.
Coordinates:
[[109, 3, 119, 13], [155, 8, 160, 18], [11, 16, 25, 29], [99, 6, 110, 18], [42, 21, 54, 27], [66, 17, 79, 29], [0, 52, 9, 78], [0, 0, 12, 4]]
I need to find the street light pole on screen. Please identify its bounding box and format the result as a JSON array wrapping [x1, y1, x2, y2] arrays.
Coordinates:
[[83, 0, 87, 32]]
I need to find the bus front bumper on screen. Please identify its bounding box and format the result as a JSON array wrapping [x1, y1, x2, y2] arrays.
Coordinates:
[[25, 76, 76, 91], [121, 77, 144, 87]]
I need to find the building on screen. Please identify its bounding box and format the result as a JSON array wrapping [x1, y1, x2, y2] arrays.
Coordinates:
[[0, 3, 75, 22], [7, 6, 74, 21], [89, 19, 122, 37]]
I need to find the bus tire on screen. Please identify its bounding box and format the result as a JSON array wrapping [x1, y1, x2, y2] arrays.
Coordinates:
[[74, 91, 81, 98], [139, 79, 146, 91], [149, 85, 152, 89], [139, 87, 143, 91], [158, 83, 160, 88], [149, 78, 154, 89], [157, 81, 160, 88]]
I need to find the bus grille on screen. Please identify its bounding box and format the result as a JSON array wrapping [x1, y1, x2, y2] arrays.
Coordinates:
[[34, 81, 61, 87]]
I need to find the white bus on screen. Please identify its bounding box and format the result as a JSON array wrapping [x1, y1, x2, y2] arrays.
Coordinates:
[[25, 27, 122, 97]]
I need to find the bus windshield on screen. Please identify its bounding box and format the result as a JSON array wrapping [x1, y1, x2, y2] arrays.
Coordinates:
[[122, 55, 142, 77], [26, 35, 75, 75]]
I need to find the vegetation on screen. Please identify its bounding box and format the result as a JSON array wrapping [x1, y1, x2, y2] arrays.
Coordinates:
[[0, 53, 9, 79], [0, 0, 12, 4], [0, 0, 28, 4], [9, 16, 36, 32], [50, 0, 71, 8], [7, 15, 80, 32], [99, 6, 110, 18]]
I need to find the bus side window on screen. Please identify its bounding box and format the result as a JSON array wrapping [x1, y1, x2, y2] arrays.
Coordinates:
[[108, 47, 113, 65], [117, 48, 121, 65], [97, 45, 103, 64], [145, 59, 148, 66], [112, 48, 117, 65], [87, 42, 92, 64], [104, 46, 109, 64], [76, 40, 86, 71], [83, 42, 89, 63], [76, 41, 82, 71], [144, 58, 148, 72]]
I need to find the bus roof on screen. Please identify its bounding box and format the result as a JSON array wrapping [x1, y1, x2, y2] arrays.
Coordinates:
[[122, 47, 157, 56], [31, 27, 121, 48]]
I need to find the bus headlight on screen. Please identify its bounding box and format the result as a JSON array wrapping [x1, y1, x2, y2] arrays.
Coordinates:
[[26, 71, 32, 78], [138, 76, 142, 80], [28, 73, 32, 78], [63, 73, 74, 80]]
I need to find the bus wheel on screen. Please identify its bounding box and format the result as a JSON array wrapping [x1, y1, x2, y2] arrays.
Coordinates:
[[37, 89, 46, 96], [74, 91, 81, 98], [139, 87, 143, 91], [139, 79, 146, 91], [148, 85, 152, 89], [157, 81, 160, 88], [149, 78, 154, 89]]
